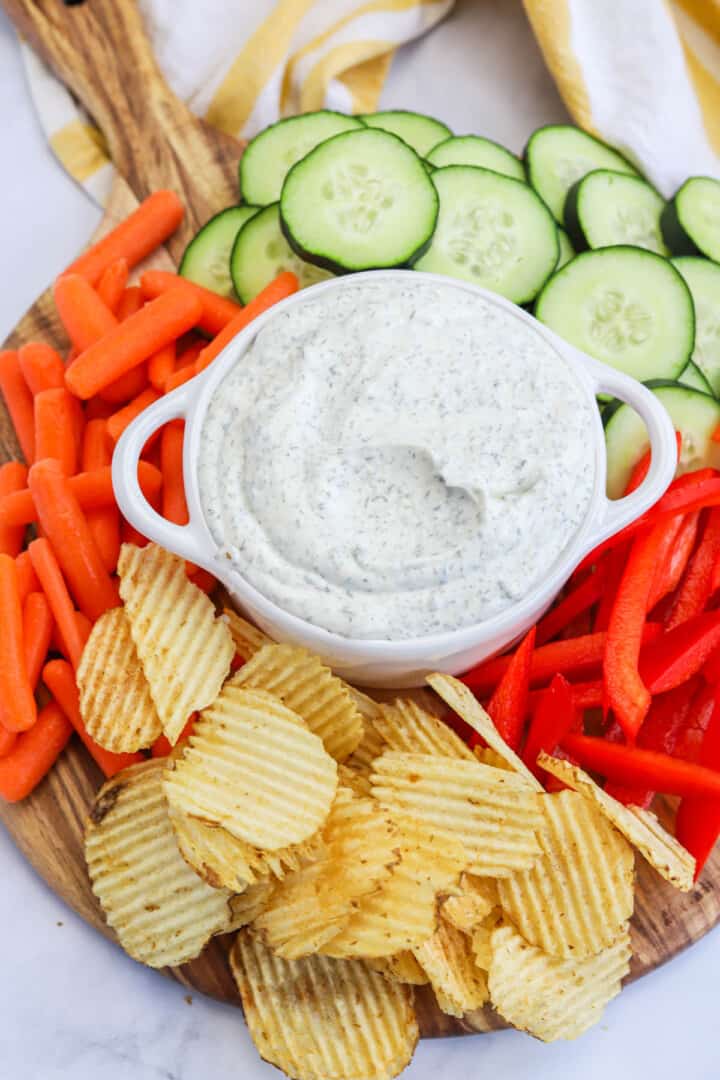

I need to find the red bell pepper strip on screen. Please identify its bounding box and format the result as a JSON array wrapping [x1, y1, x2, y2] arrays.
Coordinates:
[[604, 522, 674, 739], [535, 568, 606, 645], [667, 508, 720, 628], [672, 679, 717, 763], [594, 546, 628, 632], [561, 731, 720, 798], [578, 471, 720, 574], [484, 627, 535, 751], [604, 679, 700, 806], [463, 624, 661, 695], [522, 673, 577, 779], [639, 611, 720, 695], [528, 679, 604, 712], [703, 642, 720, 685], [675, 683, 720, 878], [648, 511, 699, 612]]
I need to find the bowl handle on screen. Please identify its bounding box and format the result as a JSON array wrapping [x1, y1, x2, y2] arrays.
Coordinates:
[[112, 384, 213, 568], [579, 356, 678, 550]]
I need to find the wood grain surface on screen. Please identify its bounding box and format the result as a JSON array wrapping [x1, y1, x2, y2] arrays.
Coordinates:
[[1, 0, 719, 1042]]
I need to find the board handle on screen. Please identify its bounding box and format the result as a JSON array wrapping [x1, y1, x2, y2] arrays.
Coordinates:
[[1, 0, 239, 243]]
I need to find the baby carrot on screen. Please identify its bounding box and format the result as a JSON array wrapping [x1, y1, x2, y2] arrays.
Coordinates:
[[66, 289, 202, 400], [116, 285, 144, 320], [0, 350, 35, 463], [97, 286, 152, 402], [54, 273, 118, 354], [51, 611, 92, 664], [140, 270, 242, 336], [82, 421, 120, 573], [99, 363, 149, 405], [84, 399, 114, 422], [23, 591, 54, 690], [0, 701, 73, 802], [0, 462, 162, 527], [164, 364, 197, 393], [65, 191, 184, 286], [160, 420, 188, 524], [18, 343, 65, 394], [96, 258, 129, 313], [15, 550, 39, 601], [0, 462, 28, 556], [43, 659, 143, 777], [106, 388, 161, 444], [120, 519, 149, 548], [28, 462, 120, 621], [177, 340, 204, 369], [0, 554, 37, 732], [34, 388, 78, 475], [28, 539, 88, 669], [148, 341, 176, 391], [0, 724, 16, 759], [195, 272, 299, 374]]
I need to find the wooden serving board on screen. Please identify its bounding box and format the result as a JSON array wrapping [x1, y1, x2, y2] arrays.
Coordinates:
[[2, 0, 720, 1041]]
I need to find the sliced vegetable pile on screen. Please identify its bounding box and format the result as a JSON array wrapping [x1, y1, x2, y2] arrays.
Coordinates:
[[0, 191, 299, 800]]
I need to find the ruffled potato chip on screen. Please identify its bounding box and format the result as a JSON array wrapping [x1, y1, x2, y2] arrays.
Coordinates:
[[538, 752, 695, 890], [85, 760, 232, 968], [231, 931, 419, 1080], [321, 817, 466, 959], [118, 544, 234, 744], [488, 923, 631, 1041], [441, 874, 499, 934], [427, 674, 542, 790], [367, 951, 429, 986], [497, 789, 635, 959], [254, 792, 402, 958], [371, 751, 544, 877], [375, 698, 475, 760], [164, 684, 337, 851], [76, 607, 162, 752], [233, 644, 364, 762], [413, 917, 489, 1017]]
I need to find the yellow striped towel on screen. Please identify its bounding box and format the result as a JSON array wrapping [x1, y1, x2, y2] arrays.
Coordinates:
[[18, 0, 720, 207], [19, 0, 453, 207]]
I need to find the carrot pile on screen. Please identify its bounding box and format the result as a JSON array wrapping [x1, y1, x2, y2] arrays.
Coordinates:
[[457, 456, 720, 879], [0, 190, 299, 802]]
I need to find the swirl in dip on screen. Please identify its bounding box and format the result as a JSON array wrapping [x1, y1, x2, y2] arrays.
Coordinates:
[[198, 277, 596, 640]]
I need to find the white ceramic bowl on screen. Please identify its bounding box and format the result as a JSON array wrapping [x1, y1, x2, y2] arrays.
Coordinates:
[[113, 271, 676, 687]]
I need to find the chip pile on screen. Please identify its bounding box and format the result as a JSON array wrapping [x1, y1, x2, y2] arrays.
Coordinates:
[[82, 598, 695, 1079]]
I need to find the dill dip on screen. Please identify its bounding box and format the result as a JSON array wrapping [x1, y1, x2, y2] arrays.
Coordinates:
[[197, 277, 596, 640]]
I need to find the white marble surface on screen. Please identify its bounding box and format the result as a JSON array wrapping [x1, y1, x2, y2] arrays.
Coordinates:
[[1, 3, 719, 1077]]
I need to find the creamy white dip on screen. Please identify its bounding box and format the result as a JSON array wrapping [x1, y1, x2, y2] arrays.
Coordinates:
[[198, 277, 596, 639]]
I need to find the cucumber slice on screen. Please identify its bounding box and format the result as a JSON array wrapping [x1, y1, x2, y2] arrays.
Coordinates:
[[524, 125, 640, 222], [680, 360, 714, 396], [661, 176, 720, 261], [564, 170, 668, 255], [179, 206, 259, 299], [426, 135, 525, 181], [671, 256, 720, 394], [536, 247, 694, 382], [230, 203, 332, 303], [412, 166, 558, 304], [360, 110, 451, 157], [557, 227, 575, 269], [280, 129, 438, 273], [604, 381, 720, 499], [239, 110, 364, 206]]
